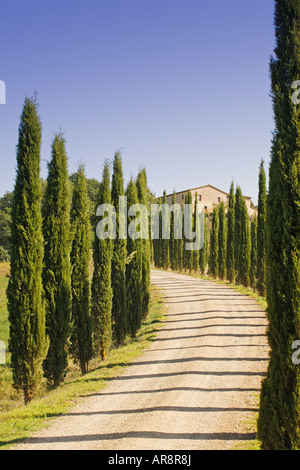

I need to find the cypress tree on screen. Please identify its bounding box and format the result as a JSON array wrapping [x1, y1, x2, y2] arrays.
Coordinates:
[[161, 190, 170, 270], [199, 213, 208, 275], [250, 216, 258, 290], [234, 185, 243, 283], [184, 191, 193, 272], [42, 133, 72, 387], [111, 152, 127, 345], [136, 169, 150, 317], [91, 161, 112, 361], [153, 197, 162, 268], [70, 166, 93, 375], [170, 191, 176, 271], [7, 96, 48, 404], [218, 201, 227, 280], [209, 205, 219, 278], [257, 159, 267, 296], [226, 182, 235, 283], [126, 179, 143, 337], [193, 194, 200, 272], [258, 0, 300, 450]]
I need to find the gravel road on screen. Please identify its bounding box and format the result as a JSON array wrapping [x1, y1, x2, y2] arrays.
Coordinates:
[[14, 270, 269, 450]]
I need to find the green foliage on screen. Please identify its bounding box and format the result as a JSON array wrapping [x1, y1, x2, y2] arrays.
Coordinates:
[[209, 205, 219, 278], [0, 247, 9, 262], [257, 160, 267, 296], [0, 192, 13, 255], [218, 201, 227, 280], [136, 168, 151, 317], [111, 152, 127, 345], [161, 190, 170, 270], [199, 213, 208, 274], [91, 161, 113, 361], [238, 194, 251, 287], [70, 166, 93, 375], [193, 194, 200, 272], [250, 216, 258, 290], [258, 0, 300, 450], [234, 185, 242, 281], [7, 96, 48, 404], [226, 182, 235, 283], [183, 191, 193, 272], [126, 179, 143, 337], [42, 133, 72, 387]]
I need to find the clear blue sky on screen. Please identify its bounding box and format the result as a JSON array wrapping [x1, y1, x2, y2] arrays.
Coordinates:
[[0, 0, 275, 204]]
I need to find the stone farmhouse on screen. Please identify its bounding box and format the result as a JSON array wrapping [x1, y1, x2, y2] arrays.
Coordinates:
[[165, 185, 257, 218]]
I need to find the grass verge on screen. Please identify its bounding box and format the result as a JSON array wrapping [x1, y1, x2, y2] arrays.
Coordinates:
[[0, 283, 166, 450]]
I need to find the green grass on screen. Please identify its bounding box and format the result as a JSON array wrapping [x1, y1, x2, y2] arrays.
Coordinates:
[[0, 265, 166, 450]]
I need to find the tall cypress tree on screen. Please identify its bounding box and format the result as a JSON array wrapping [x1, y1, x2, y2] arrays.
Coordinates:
[[136, 168, 150, 317], [250, 215, 258, 290], [184, 191, 193, 272], [70, 166, 93, 375], [91, 161, 113, 360], [226, 182, 235, 283], [218, 201, 227, 280], [7, 96, 49, 404], [162, 190, 170, 270], [239, 194, 251, 287], [111, 152, 127, 345], [258, 0, 300, 450], [209, 205, 219, 278], [42, 133, 72, 387], [170, 191, 176, 271], [257, 159, 267, 296], [234, 185, 243, 283], [126, 179, 143, 337], [193, 194, 200, 272]]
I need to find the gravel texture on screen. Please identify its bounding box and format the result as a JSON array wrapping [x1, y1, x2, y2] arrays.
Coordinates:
[[14, 270, 269, 450]]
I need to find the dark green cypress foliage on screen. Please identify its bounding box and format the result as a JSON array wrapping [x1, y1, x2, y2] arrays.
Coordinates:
[[184, 191, 193, 272], [153, 197, 161, 268], [42, 133, 72, 388], [257, 160, 267, 296], [234, 185, 243, 283], [199, 213, 208, 275], [7, 96, 49, 404], [250, 216, 258, 290], [209, 205, 219, 278], [258, 0, 300, 450], [239, 195, 251, 287], [91, 161, 112, 361], [218, 201, 227, 280], [126, 179, 143, 337], [111, 152, 127, 345], [161, 190, 170, 270], [226, 182, 235, 283], [170, 191, 176, 271], [136, 169, 150, 317], [70, 166, 93, 375], [193, 194, 200, 272]]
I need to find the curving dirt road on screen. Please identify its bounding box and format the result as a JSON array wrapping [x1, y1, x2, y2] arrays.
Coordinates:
[[14, 270, 269, 450]]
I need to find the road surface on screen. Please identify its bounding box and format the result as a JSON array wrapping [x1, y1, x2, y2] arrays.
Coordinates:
[[14, 270, 269, 450]]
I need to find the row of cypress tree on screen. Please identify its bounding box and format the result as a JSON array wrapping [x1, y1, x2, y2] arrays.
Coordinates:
[[7, 96, 151, 403], [153, 165, 267, 294]]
